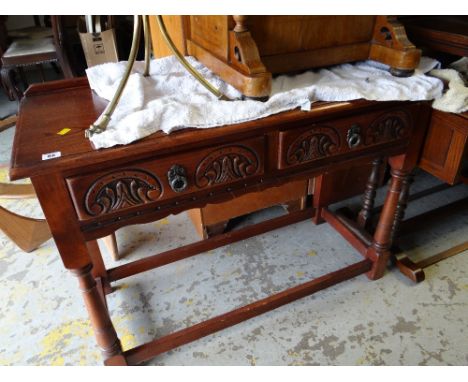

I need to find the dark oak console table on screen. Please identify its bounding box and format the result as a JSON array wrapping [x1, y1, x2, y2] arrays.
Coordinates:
[[10, 77, 430, 365]]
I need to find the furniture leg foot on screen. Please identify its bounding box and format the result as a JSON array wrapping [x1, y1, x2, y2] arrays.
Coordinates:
[[204, 220, 229, 238], [312, 207, 325, 225], [389, 68, 414, 77], [71, 263, 124, 363], [393, 251, 426, 282], [102, 233, 119, 261]]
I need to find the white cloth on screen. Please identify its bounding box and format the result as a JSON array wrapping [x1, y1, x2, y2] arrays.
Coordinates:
[[86, 56, 443, 149], [430, 57, 468, 114]]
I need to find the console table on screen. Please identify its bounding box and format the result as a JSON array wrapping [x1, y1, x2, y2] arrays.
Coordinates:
[[10, 77, 430, 365]]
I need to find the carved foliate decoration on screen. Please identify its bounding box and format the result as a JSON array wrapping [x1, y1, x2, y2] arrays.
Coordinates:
[[365, 111, 411, 145], [286, 126, 340, 165], [195, 145, 260, 188], [85, 169, 163, 216]]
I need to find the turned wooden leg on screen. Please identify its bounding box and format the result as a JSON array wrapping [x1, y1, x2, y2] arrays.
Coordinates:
[[101, 233, 119, 261], [87, 240, 113, 295], [71, 264, 126, 365], [312, 175, 325, 225], [1, 67, 23, 100], [204, 220, 229, 239], [285, 196, 307, 213], [17, 66, 28, 89], [390, 172, 414, 243], [367, 167, 408, 280], [357, 157, 383, 229]]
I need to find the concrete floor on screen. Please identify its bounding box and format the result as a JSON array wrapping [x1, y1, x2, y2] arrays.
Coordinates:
[[0, 84, 467, 365]]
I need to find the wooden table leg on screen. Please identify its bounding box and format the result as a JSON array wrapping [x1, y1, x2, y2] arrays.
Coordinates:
[[32, 174, 126, 365], [1, 67, 23, 100], [357, 157, 383, 229], [101, 233, 119, 261], [367, 162, 410, 280], [87, 240, 113, 295], [390, 172, 414, 243], [71, 263, 126, 365]]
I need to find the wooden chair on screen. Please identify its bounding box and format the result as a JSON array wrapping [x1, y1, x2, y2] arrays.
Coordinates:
[[0, 16, 73, 100], [0, 169, 119, 257], [0, 182, 51, 252]]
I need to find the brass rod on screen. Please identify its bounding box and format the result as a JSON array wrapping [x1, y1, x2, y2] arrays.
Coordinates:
[[143, 15, 151, 77], [86, 15, 143, 138], [155, 15, 231, 101]]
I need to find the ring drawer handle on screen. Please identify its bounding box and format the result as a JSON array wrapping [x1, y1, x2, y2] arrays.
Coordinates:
[[168, 165, 188, 193], [347, 125, 362, 148]]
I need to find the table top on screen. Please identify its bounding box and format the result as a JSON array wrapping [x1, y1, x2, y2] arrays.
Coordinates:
[[10, 77, 403, 181]]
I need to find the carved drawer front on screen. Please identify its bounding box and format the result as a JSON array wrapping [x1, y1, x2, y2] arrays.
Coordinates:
[[66, 137, 265, 221], [278, 108, 413, 170]]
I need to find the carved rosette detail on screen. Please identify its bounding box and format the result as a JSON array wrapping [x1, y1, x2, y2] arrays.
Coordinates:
[[85, 170, 163, 216], [195, 145, 260, 188], [365, 111, 411, 145], [286, 126, 340, 165]]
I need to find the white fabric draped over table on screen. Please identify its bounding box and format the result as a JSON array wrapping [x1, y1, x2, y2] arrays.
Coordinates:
[[86, 56, 443, 149]]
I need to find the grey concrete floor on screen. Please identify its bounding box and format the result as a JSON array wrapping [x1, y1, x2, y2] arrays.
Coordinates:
[[0, 84, 467, 365]]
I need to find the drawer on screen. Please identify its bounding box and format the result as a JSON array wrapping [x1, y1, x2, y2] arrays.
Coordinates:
[[278, 107, 413, 170], [66, 137, 265, 221]]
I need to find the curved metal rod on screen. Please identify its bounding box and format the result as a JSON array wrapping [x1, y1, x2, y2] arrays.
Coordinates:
[[85, 15, 232, 139], [155, 15, 231, 101], [85, 15, 142, 138], [143, 15, 151, 77]]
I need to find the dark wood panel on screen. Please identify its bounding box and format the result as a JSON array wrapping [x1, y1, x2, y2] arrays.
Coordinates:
[[419, 110, 468, 185]]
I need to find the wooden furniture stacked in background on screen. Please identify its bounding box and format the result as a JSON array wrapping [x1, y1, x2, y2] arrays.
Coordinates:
[[150, 15, 421, 98], [0, 16, 73, 100], [10, 77, 430, 365], [403, 16, 467, 187], [402, 16, 468, 59], [149, 15, 412, 238]]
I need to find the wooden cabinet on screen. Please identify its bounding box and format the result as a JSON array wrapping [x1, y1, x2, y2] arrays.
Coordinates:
[[419, 110, 468, 185], [150, 15, 421, 98]]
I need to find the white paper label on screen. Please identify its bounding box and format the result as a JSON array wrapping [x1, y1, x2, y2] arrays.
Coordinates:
[[42, 151, 62, 160]]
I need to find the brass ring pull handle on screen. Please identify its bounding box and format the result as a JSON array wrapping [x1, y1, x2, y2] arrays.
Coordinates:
[[168, 165, 188, 193], [347, 125, 362, 148]]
